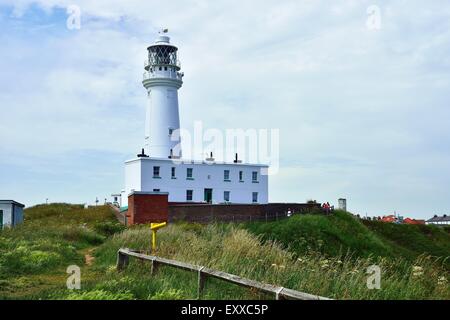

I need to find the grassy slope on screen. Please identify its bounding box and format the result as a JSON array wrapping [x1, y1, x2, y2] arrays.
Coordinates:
[[0, 204, 123, 299], [1, 205, 449, 300], [244, 210, 450, 265], [82, 222, 448, 300], [362, 219, 450, 261]]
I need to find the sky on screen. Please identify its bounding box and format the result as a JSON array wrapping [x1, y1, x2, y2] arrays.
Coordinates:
[[0, 0, 449, 219]]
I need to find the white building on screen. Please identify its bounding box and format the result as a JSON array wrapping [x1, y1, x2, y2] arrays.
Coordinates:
[[122, 31, 269, 206], [0, 200, 24, 229], [426, 215, 450, 226]]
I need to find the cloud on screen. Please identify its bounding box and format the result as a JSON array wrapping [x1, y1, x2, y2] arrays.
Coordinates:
[[0, 0, 449, 218]]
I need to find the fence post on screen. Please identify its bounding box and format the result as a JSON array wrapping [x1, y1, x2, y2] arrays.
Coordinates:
[[197, 267, 206, 299], [116, 250, 129, 271], [275, 287, 284, 300], [151, 259, 159, 275]]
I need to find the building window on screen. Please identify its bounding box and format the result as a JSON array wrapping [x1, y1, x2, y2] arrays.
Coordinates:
[[224, 170, 230, 181], [239, 171, 243, 182], [114, 196, 118, 202], [153, 166, 160, 178], [171, 167, 176, 179], [252, 171, 258, 183], [153, 189, 160, 192], [252, 192, 258, 203], [186, 190, 193, 201], [224, 191, 230, 202], [187, 168, 193, 179]]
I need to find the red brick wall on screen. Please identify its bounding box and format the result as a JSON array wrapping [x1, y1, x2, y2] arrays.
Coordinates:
[[168, 203, 321, 223], [127, 193, 168, 225], [125, 194, 320, 225]]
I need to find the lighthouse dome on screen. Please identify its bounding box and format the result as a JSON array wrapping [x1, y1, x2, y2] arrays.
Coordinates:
[[155, 35, 170, 44]]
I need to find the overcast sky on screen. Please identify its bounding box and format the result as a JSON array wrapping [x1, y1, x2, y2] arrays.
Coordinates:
[[0, 0, 449, 219]]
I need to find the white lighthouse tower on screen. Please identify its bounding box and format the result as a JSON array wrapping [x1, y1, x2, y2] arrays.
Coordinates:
[[122, 31, 268, 207], [143, 30, 183, 158]]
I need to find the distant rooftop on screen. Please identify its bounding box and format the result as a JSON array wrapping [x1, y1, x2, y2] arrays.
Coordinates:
[[426, 215, 450, 222], [0, 200, 25, 207]]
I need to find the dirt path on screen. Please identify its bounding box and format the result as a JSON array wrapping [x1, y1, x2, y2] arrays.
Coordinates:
[[0, 246, 101, 299], [84, 248, 96, 266]]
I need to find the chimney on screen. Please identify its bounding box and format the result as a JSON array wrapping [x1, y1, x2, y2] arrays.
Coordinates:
[[137, 148, 149, 158], [206, 151, 215, 162]]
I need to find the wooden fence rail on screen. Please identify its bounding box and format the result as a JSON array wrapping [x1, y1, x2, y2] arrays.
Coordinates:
[[117, 248, 331, 300]]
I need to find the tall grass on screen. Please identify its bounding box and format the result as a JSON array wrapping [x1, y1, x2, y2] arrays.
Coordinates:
[[1, 205, 448, 300], [0, 203, 123, 298], [245, 210, 450, 267], [83, 223, 449, 300]]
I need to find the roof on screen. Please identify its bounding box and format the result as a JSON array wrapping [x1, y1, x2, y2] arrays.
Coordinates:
[[0, 200, 25, 207], [426, 215, 450, 222], [381, 216, 397, 223], [125, 157, 269, 167], [403, 218, 425, 225]]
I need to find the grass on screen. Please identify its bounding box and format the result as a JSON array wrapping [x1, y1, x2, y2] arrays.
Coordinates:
[[0, 205, 448, 300], [0, 203, 124, 299], [244, 210, 450, 267], [63, 223, 448, 300]]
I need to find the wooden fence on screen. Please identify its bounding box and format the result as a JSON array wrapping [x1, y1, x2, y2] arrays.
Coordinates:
[[117, 248, 331, 300]]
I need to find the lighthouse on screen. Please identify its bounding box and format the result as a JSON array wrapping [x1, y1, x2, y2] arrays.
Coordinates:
[[121, 31, 269, 207], [143, 30, 183, 158]]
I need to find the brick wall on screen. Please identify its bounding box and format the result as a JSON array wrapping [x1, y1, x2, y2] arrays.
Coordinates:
[[127, 192, 169, 225], [168, 202, 321, 223], [125, 192, 321, 224]]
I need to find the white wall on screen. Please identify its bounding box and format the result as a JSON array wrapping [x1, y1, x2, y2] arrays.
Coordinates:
[[0, 203, 12, 227], [144, 79, 182, 158], [124, 157, 268, 206], [0, 203, 24, 228]]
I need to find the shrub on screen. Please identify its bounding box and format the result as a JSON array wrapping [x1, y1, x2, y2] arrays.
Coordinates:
[[149, 289, 185, 300], [65, 289, 134, 300], [0, 247, 61, 274], [94, 221, 125, 236], [62, 227, 105, 246]]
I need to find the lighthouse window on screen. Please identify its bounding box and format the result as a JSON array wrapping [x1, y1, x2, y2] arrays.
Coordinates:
[[252, 192, 258, 203], [171, 167, 176, 178], [224, 170, 230, 181], [159, 67, 162, 71], [164, 66, 167, 71], [239, 171, 243, 182], [252, 171, 258, 182], [186, 190, 193, 201], [187, 168, 193, 179], [168, 128, 174, 136], [153, 166, 160, 178], [224, 191, 230, 202]]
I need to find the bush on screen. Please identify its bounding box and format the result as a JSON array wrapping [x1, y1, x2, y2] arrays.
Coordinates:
[[65, 289, 134, 300], [149, 289, 185, 300], [0, 247, 61, 274], [62, 227, 105, 246], [94, 221, 125, 236]]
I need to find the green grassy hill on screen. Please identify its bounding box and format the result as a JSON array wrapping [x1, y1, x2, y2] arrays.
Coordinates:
[[0, 204, 123, 299], [0, 205, 448, 300], [244, 210, 450, 265]]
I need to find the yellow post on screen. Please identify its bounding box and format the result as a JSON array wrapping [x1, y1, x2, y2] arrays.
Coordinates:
[[150, 222, 167, 253]]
